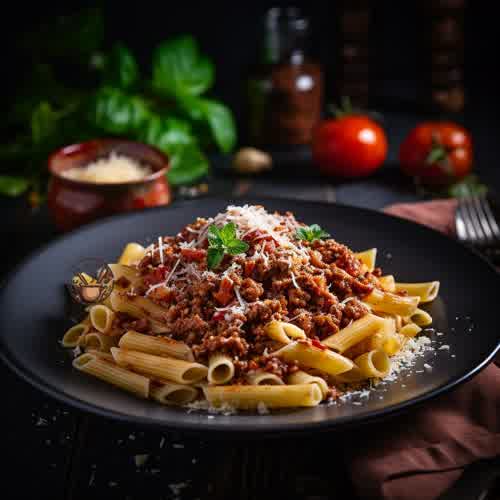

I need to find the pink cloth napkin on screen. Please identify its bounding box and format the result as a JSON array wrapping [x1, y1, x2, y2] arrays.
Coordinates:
[[349, 199, 500, 500]]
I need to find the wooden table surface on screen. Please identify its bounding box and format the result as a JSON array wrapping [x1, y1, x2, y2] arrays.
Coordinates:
[[2, 109, 499, 500]]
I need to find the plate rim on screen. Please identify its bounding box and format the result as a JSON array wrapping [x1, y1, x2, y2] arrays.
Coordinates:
[[1, 196, 499, 436]]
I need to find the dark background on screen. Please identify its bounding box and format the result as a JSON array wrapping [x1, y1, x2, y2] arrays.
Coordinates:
[[3, 2, 497, 123]]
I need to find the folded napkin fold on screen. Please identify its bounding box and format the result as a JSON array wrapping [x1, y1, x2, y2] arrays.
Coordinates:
[[349, 199, 500, 500]]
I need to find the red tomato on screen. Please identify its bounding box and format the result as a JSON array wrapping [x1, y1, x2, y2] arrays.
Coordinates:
[[399, 122, 473, 185], [312, 116, 388, 177]]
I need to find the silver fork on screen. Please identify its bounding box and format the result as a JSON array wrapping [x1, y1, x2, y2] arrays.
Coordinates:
[[455, 194, 500, 261]]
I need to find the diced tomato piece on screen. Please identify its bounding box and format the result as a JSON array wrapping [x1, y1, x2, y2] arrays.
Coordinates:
[[243, 230, 275, 243], [213, 277, 234, 306], [244, 260, 256, 277], [212, 310, 226, 321], [143, 265, 169, 287], [263, 240, 276, 253], [181, 248, 206, 261], [311, 338, 328, 350]]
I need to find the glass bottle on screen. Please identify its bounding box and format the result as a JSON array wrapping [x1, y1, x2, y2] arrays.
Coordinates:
[[247, 8, 323, 146]]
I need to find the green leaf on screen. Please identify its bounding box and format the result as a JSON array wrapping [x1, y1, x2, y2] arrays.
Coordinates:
[[219, 222, 237, 245], [140, 115, 195, 153], [166, 145, 209, 186], [152, 35, 214, 98], [309, 224, 330, 239], [31, 102, 59, 145], [177, 96, 237, 153], [201, 99, 237, 153], [295, 227, 310, 241], [226, 240, 249, 255], [207, 247, 224, 270], [103, 43, 139, 90], [89, 87, 150, 135], [208, 225, 223, 246], [295, 224, 329, 243], [0, 176, 30, 196]]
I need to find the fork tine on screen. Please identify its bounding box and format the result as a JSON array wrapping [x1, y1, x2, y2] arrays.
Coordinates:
[[456, 199, 478, 243], [455, 203, 468, 242], [471, 196, 494, 245], [479, 195, 500, 242], [466, 196, 489, 245]]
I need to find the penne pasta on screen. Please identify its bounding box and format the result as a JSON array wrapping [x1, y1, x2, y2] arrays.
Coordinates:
[[150, 383, 199, 405], [247, 370, 284, 385], [273, 341, 353, 376], [208, 353, 235, 384], [265, 320, 306, 344], [108, 263, 142, 289], [354, 350, 391, 378], [355, 248, 377, 272], [287, 370, 329, 399], [205, 384, 322, 409], [395, 281, 440, 303], [378, 275, 396, 292], [322, 313, 387, 353], [118, 243, 146, 266], [62, 323, 89, 348], [364, 289, 419, 316], [119, 330, 194, 361], [89, 304, 115, 334], [404, 307, 433, 327], [82, 331, 117, 352], [109, 291, 168, 333], [111, 348, 207, 384], [333, 365, 367, 383], [73, 352, 150, 398], [84, 349, 115, 362], [399, 322, 422, 338]]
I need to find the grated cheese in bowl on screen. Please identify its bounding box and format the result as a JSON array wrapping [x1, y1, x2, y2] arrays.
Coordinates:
[[62, 152, 153, 183]]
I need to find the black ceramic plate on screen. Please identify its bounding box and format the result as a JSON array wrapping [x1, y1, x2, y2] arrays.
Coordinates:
[[1, 197, 499, 436]]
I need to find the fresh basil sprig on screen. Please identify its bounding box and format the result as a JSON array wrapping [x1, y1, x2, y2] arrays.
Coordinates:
[[207, 222, 249, 269], [295, 224, 330, 243]]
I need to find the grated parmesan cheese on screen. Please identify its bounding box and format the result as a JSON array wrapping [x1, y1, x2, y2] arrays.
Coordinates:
[[62, 152, 152, 183]]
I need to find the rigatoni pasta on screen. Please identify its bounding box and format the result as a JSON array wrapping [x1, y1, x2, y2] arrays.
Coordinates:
[[62, 204, 440, 412]]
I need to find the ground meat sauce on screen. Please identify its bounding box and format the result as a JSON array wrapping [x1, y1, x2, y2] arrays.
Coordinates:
[[130, 206, 382, 388]]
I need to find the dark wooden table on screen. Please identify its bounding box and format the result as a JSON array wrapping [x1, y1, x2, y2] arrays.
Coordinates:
[[2, 109, 499, 499]]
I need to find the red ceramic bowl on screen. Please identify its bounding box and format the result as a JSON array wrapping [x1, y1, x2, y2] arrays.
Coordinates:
[[48, 139, 172, 231]]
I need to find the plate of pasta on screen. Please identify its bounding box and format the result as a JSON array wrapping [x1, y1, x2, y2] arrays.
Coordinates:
[[1, 198, 499, 434]]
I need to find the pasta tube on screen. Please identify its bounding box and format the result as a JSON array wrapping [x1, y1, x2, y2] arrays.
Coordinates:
[[118, 243, 146, 266], [364, 289, 419, 316], [355, 248, 377, 272], [395, 281, 440, 303], [288, 370, 329, 399], [108, 263, 142, 288], [246, 370, 284, 385], [404, 308, 433, 327], [83, 332, 117, 352], [62, 323, 89, 348], [354, 350, 391, 378], [400, 323, 422, 338], [73, 352, 149, 398], [205, 384, 322, 409], [89, 304, 115, 334], [378, 275, 396, 292], [273, 341, 353, 376], [150, 383, 198, 405], [111, 348, 207, 384], [265, 320, 306, 344], [119, 330, 194, 361], [208, 353, 235, 384], [322, 313, 387, 353]]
